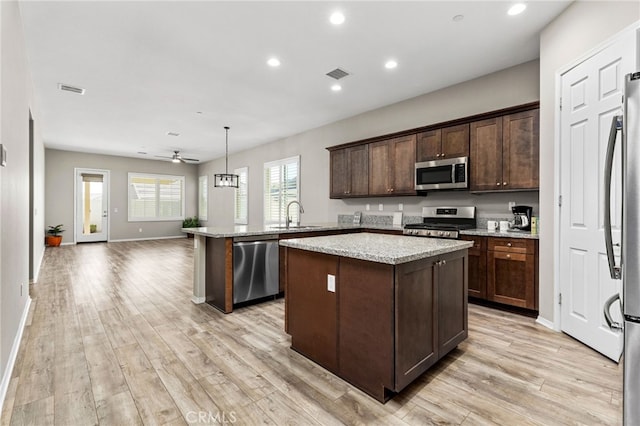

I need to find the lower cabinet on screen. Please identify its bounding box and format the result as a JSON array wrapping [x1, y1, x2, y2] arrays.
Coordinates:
[[462, 235, 538, 311], [285, 247, 468, 402]]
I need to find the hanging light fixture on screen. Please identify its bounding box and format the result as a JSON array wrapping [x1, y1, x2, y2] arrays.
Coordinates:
[[214, 126, 239, 188]]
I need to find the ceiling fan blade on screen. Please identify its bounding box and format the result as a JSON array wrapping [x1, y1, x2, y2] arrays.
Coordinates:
[[155, 155, 173, 159], [181, 157, 199, 162]]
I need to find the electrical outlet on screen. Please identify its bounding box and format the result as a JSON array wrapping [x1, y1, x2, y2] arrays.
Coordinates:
[[365, 204, 370, 211], [398, 203, 403, 211], [378, 204, 383, 211], [139, 228, 143, 233], [508, 201, 516, 211], [114, 207, 118, 213], [327, 274, 336, 292]]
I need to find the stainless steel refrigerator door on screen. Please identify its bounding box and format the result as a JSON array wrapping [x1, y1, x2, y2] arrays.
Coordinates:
[[624, 319, 640, 425], [624, 73, 640, 318]]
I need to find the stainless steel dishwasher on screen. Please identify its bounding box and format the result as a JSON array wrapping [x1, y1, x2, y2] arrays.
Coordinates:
[[233, 236, 279, 304]]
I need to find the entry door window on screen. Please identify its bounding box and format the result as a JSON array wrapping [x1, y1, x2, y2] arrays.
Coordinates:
[[81, 173, 104, 235]]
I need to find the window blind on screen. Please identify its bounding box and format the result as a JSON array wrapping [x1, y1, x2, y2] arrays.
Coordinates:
[[263, 156, 299, 225], [234, 167, 248, 224], [128, 173, 185, 221]]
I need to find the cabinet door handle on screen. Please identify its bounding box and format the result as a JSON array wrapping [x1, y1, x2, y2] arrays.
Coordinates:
[[436, 153, 440, 158], [390, 188, 394, 192], [441, 153, 445, 157], [503, 182, 508, 186], [496, 182, 501, 186], [442, 259, 446, 265]]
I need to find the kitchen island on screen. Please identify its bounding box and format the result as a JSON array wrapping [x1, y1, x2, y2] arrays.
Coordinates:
[[280, 233, 473, 402]]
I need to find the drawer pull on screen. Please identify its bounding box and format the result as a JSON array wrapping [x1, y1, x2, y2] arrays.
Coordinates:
[[506, 254, 511, 259], [507, 243, 512, 247]]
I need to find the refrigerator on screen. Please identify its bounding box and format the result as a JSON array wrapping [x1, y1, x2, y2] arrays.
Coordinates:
[[604, 71, 640, 426]]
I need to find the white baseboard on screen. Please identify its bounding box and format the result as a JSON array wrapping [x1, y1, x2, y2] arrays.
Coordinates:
[[0, 297, 32, 415], [30, 249, 44, 284], [191, 296, 206, 304], [536, 315, 557, 331], [108, 235, 187, 243]]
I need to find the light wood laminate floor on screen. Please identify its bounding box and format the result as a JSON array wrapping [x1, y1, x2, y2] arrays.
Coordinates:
[[2, 238, 622, 425]]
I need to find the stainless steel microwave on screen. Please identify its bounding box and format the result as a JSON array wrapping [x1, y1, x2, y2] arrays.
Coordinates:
[[415, 156, 468, 191]]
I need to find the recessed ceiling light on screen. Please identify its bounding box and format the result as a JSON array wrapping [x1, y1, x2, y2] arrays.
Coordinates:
[[167, 132, 180, 137], [267, 57, 281, 67], [452, 14, 464, 22], [330, 11, 345, 25], [507, 3, 526, 16], [331, 84, 342, 92], [385, 60, 398, 69]]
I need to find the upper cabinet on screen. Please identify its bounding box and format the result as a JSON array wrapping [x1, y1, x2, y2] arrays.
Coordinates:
[[416, 124, 469, 162], [330, 145, 369, 198], [369, 134, 417, 196], [470, 109, 539, 192]]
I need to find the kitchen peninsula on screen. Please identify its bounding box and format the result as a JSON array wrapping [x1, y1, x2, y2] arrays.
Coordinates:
[[184, 223, 394, 312], [280, 233, 473, 402]]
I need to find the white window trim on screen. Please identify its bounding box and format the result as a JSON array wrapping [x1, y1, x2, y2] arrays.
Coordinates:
[[234, 167, 249, 225], [128, 172, 186, 222], [198, 175, 208, 221], [263, 156, 300, 226]]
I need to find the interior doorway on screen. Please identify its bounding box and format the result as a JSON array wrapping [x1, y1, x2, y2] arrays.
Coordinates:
[[75, 168, 110, 243]]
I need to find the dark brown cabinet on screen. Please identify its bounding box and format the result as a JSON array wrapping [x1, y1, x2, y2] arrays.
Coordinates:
[[460, 235, 487, 299], [462, 235, 538, 312], [487, 237, 538, 310], [416, 124, 469, 162], [470, 109, 539, 191], [330, 145, 369, 198], [369, 134, 416, 196], [285, 247, 468, 402]]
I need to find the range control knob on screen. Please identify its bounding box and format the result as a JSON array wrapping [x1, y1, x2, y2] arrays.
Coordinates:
[[444, 231, 450, 237]]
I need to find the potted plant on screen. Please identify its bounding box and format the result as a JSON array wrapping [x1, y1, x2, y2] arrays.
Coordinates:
[[46, 224, 65, 247], [182, 217, 200, 238]]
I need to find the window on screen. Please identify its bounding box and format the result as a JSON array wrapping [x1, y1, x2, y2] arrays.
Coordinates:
[[198, 175, 208, 221], [234, 167, 248, 225], [263, 156, 299, 225], [128, 173, 185, 221]]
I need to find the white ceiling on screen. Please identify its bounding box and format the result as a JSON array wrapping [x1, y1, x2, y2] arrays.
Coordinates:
[[19, 1, 571, 163]]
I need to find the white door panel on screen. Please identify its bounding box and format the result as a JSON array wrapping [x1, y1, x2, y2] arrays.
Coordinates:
[[559, 30, 635, 361]]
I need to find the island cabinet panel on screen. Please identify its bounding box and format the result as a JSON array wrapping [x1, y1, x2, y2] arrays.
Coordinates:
[[437, 252, 468, 355], [339, 258, 395, 400], [205, 237, 233, 313], [395, 258, 437, 390], [287, 249, 338, 372], [461, 235, 487, 299]]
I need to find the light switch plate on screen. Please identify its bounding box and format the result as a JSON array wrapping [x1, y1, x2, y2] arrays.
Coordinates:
[[0, 144, 6, 167], [327, 274, 335, 292]]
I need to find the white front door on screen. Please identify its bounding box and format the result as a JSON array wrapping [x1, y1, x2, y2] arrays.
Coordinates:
[[75, 168, 109, 243], [559, 30, 636, 361]]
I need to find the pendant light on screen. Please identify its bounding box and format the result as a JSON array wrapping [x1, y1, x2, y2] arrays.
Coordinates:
[[214, 126, 239, 188]]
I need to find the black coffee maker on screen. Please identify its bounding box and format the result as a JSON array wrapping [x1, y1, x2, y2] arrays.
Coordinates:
[[511, 205, 533, 231]]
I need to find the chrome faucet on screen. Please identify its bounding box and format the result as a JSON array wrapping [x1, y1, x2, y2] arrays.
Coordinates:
[[286, 201, 304, 228]]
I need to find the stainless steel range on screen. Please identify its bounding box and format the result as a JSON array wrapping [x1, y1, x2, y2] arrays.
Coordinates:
[[403, 206, 476, 239]]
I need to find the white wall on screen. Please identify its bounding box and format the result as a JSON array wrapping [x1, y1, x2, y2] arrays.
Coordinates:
[[539, 2, 640, 324], [45, 149, 199, 241], [199, 60, 540, 228], [0, 0, 45, 405]]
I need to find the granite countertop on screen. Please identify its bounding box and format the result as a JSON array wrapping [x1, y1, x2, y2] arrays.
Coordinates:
[[279, 232, 473, 265], [182, 222, 402, 238], [460, 228, 539, 240]]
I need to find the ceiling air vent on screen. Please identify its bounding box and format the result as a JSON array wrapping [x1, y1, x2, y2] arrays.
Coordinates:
[[58, 83, 85, 95], [326, 68, 350, 80]]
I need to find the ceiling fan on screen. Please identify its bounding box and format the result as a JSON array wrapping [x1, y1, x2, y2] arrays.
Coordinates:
[[155, 150, 199, 164]]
